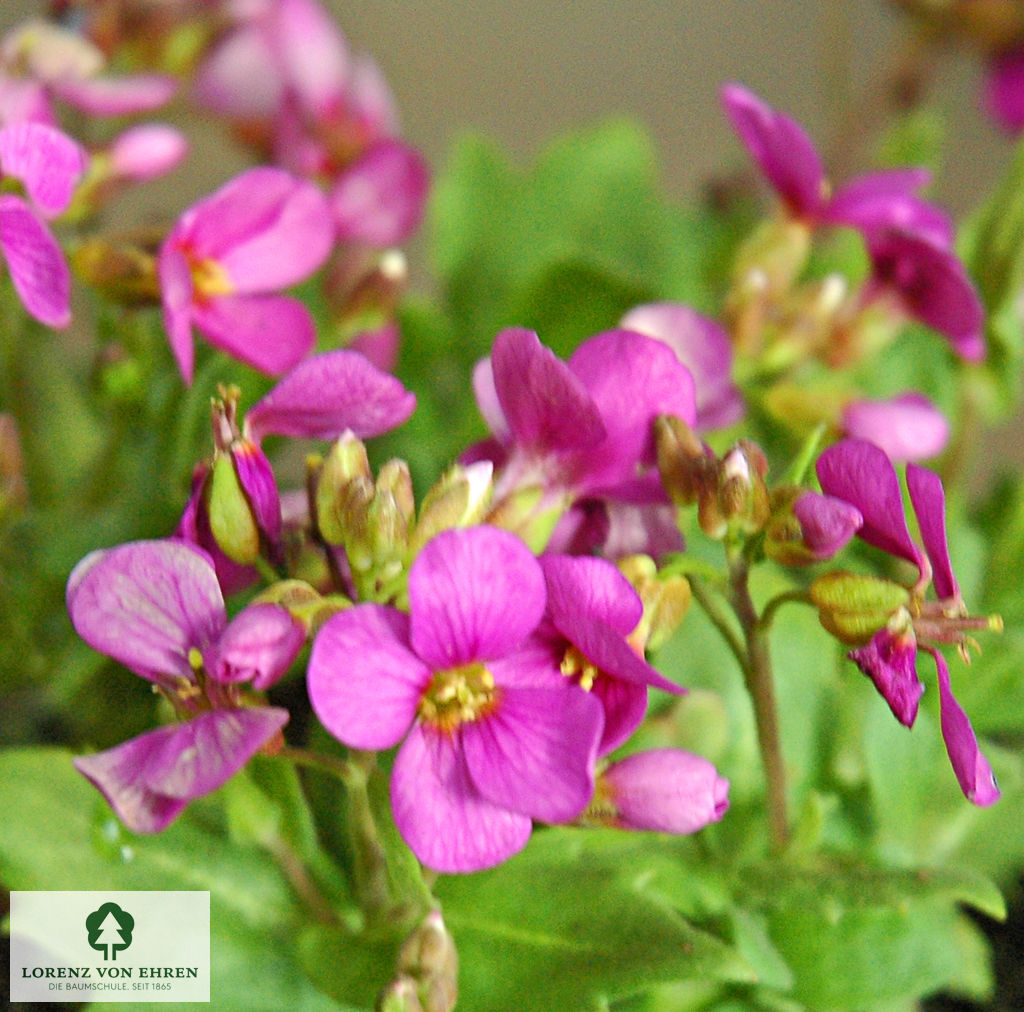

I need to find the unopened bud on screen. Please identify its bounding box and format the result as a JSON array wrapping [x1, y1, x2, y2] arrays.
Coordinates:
[[655, 414, 711, 506], [70, 230, 162, 306], [485, 483, 568, 554], [585, 749, 730, 834], [315, 433, 372, 545], [617, 555, 692, 653], [377, 976, 425, 1012], [206, 452, 260, 564], [376, 459, 415, 525], [250, 578, 351, 634], [412, 462, 494, 552], [395, 910, 458, 1012], [765, 488, 863, 565], [698, 441, 769, 539]]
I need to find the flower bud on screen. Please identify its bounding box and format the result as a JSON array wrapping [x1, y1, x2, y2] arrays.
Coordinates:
[[810, 571, 911, 645], [395, 910, 458, 1012], [485, 483, 568, 554], [654, 414, 712, 507], [70, 229, 162, 306], [587, 749, 730, 834], [378, 977, 425, 1012], [765, 489, 863, 565], [617, 554, 692, 653], [315, 433, 372, 545], [697, 441, 769, 540], [412, 461, 494, 552]]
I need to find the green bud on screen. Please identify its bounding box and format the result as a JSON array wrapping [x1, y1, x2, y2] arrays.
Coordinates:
[[367, 489, 409, 555], [810, 571, 911, 645], [376, 459, 415, 525], [655, 414, 709, 507], [486, 484, 569, 554], [617, 555, 692, 653], [411, 462, 494, 553], [396, 910, 458, 1012], [377, 977, 424, 1012], [250, 579, 350, 634], [207, 452, 260, 563]]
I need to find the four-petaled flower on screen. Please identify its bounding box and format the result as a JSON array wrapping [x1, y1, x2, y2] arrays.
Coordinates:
[[69, 540, 305, 833], [158, 166, 335, 384], [308, 525, 605, 872], [817, 438, 1000, 806]]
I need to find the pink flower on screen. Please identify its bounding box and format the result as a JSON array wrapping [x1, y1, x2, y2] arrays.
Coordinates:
[[194, 0, 428, 245], [0, 19, 175, 126], [158, 167, 334, 383], [68, 540, 304, 832], [308, 526, 605, 872], [0, 121, 86, 327]]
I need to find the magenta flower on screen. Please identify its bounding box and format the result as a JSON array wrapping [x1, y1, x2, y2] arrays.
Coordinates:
[[722, 83, 985, 361], [861, 227, 985, 362], [68, 540, 304, 832], [194, 0, 428, 245], [840, 392, 950, 463], [619, 302, 744, 431], [0, 120, 85, 327], [471, 327, 696, 528], [308, 526, 605, 872], [535, 554, 685, 753], [983, 45, 1024, 134], [817, 439, 1000, 805], [106, 124, 188, 183], [0, 19, 175, 126], [593, 750, 730, 834], [158, 167, 334, 384]]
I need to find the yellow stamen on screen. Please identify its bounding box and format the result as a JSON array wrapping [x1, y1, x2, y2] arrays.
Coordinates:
[[418, 662, 497, 733], [190, 257, 234, 299], [560, 645, 599, 692]]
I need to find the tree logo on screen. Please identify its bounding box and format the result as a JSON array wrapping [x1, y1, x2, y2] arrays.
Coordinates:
[[85, 902, 135, 961]]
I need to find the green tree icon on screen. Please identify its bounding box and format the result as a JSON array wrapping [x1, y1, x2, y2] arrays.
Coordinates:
[[85, 902, 135, 961]]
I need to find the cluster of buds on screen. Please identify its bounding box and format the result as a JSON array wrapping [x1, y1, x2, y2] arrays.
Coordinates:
[[311, 432, 493, 605], [655, 415, 769, 541]]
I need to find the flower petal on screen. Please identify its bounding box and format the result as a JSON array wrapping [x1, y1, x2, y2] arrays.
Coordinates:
[[462, 683, 603, 823], [0, 121, 86, 217], [0, 195, 72, 328], [984, 46, 1024, 135], [816, 439, 926, 577], [391, 723, 532, 873], [929, 647, 1000, 806], [331, 138, 429, 246], [74, 707, 288, 833], [54, 73, 177, 117], [720, 83, 826, 218], [204, 603, 304, 690], [308, 604, 427, 750], [245, 348, 416, 443], [408, 526, 545, 668], [490, 327, 605, 455], [567, 329, 697, 496], [841, 393, 950, 463], [793, 491, 863, 560], [619, 302, 743, 431], [157, 243, 196, 383], [905, 463, 960, 604], [67, 539, 225, 684], [848, 625, 924, 727], [191, 293, 316, 376]]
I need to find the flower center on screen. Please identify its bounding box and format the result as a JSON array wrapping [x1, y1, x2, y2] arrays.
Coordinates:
[[418, 662, 497, 733], [560, 645, 599, 692], [189, 255, 234, 300]]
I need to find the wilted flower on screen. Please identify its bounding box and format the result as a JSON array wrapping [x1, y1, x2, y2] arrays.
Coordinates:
[[816, 439, 1000, 805], [158, 166, 334, 383], [68, 540, 304, 832], [308, 525, 605, 872]]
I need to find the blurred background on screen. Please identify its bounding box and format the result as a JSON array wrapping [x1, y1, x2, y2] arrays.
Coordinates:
[[4, 0, 1018, 486]]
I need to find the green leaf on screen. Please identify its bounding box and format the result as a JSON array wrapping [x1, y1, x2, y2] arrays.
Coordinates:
[[737, 855, 1002, 1009], [0, 747, 348, 1011], [433, 828, 754, 1012]]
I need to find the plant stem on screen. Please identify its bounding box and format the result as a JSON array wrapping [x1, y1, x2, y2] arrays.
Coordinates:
[[726, 546, 790, 851]]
